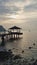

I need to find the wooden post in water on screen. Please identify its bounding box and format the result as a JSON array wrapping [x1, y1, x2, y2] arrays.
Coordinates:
[[14, 34, 15, 39], [1, 35, 5, 46], [16, 34, 17, 39], [18, 34, 19, 38]]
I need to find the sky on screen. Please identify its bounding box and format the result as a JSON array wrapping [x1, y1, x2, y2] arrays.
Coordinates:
[[0, 0, 37, 29]]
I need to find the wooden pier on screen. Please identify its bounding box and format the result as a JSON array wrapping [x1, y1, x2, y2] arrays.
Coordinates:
[[0, 26, 23, 41]]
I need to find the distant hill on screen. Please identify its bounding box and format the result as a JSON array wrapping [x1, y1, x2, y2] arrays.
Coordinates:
[[0, 25, 6, 32]]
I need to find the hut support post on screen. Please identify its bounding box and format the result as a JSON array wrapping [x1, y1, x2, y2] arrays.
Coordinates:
[[18, 34, 19, 38], [14, 34, 15, 39]]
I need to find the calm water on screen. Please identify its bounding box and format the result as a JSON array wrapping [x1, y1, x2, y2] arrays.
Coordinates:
[[3, 31, 37, 59], [0, 21, 37, 59]]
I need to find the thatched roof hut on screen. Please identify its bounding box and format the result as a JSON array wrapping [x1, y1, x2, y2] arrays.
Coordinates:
[[9, 26, 21, 30]]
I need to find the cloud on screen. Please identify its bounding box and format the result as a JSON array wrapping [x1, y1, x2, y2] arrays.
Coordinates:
[[0, 0, 25, 3], [0, 0, 37, 14], [0, 0, 37, 15], [0, 5, 20, 15], [0, 0, 21, 15], [24, 3, 37, 11], [24, 0, 37, 11], [0, 0, 37, 25]]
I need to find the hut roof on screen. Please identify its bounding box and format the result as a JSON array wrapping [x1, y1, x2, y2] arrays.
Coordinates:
[[9, 26, 21, 30], [0, 25, 6, 32]]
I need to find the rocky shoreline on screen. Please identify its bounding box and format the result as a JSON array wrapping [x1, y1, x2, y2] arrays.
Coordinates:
[[0, 52, 37, 65]]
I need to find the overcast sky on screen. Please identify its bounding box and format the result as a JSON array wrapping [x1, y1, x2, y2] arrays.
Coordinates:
[[0, 0, 37, 28]]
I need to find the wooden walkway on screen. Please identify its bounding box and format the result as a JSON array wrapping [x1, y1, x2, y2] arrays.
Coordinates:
[[0, 32, 23, 40], [0, 32, 23, 36]]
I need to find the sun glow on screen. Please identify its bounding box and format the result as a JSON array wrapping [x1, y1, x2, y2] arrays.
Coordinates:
[[7, 15, 17, 19]]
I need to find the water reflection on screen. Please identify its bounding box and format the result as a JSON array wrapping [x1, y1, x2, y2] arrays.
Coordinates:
[[0, 31, 37, 59]]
